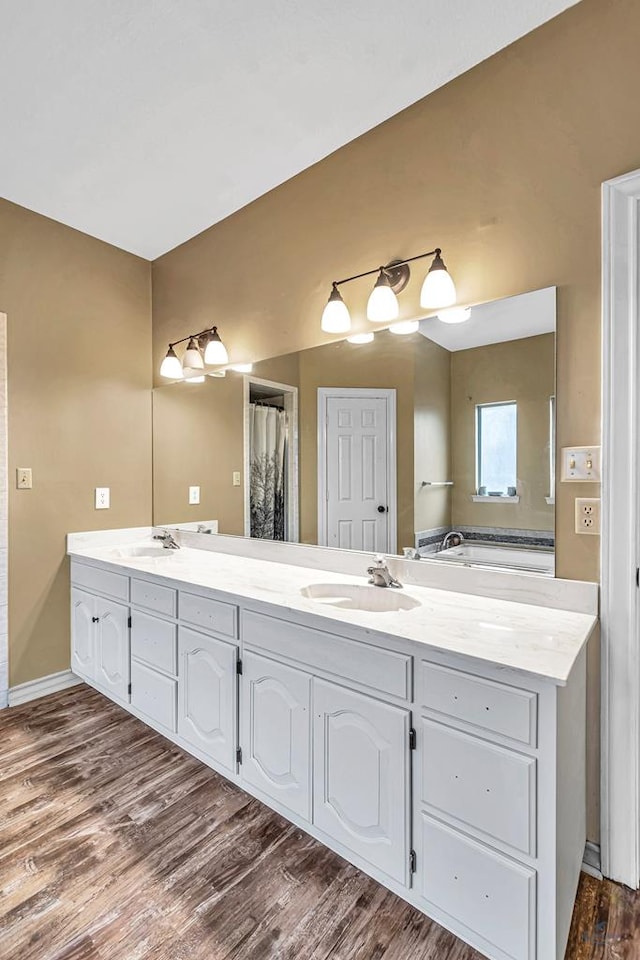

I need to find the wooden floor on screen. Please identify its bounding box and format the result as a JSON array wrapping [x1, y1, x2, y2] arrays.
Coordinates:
[[1, 688, 638, 960]]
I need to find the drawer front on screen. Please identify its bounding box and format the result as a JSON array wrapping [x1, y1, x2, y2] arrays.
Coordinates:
[[131, 660, 177, 731], [131, 578, 177, 618], [131, 611, 177, 676], [421, 720, 536, 856], [419, 662, 537, 747], [242, 610, 411, 701], [179, 591, 238, 639], [421, 816, 536, 960], [71, 560, 129, 602]]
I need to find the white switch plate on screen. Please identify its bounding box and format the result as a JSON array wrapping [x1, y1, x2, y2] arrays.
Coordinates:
[[561, 445, 601, 482], [575, 498, 600, 535], [189, 485, 201, 505], [232, 471, 241, 487], [16, 467, 32, 489], [95, 487, 110, 510]]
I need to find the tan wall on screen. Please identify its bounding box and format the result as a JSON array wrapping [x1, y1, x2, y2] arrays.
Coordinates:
[[298, 335, 416, 550], [451, 334, 555, 531], [151, 0, 640, 843], [413, 337, 452, 535], [0, 199, 152, 687]]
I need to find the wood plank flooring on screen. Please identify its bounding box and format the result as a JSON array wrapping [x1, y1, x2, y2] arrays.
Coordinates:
[[1, 686, 638, 960]]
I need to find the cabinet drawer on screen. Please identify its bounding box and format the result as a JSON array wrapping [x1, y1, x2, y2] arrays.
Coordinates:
[[131, 660, 177, 732], [421, 816, 536, 960], [421, 720, 536, 856], [179, 591, 238, 639], [131, 578, 177, 618], [242, 610, 411, 701], [419, 662, 537, 747], [131, 611, 177, 676], [71, 560, 129, 602]]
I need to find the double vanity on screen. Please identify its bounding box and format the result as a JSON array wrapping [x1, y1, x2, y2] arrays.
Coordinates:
[[67, 528, 597, 960]]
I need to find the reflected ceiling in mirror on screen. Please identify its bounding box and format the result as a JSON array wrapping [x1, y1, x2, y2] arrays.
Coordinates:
[[153, 286, 556, 576]]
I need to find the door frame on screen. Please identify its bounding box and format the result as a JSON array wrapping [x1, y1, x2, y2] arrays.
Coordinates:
[[243, 376, 299, 542], [601, 168, 640, 887], [317, 387, 397, 554]]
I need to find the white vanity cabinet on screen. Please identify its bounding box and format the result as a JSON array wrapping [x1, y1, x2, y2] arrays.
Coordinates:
[[68, 553, 589, 960]]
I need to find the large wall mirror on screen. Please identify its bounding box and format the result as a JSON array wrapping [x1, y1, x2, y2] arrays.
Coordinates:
[[153, 286, 556, 575]]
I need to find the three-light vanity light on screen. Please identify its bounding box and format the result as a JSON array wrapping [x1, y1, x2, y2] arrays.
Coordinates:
[[321, 247, 457, 335], [160, 326, 254, 381]]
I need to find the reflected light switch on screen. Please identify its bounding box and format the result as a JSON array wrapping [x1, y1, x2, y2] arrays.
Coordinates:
[[189, 486, 200, 505], [233, 471, 241, 487]]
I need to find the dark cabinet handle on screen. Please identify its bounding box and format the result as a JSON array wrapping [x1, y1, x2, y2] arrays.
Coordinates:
[[92, 616, 100, 623], [377, 505, 388, 513]]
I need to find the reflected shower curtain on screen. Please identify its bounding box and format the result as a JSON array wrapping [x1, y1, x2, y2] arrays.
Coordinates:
[[249, 403, 288, 540]]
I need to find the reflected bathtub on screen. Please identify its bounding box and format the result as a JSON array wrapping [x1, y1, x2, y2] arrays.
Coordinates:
[[432, 542, 554, 576]]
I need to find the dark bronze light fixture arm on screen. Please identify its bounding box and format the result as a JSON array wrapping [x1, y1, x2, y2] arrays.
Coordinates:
[[333, 248, 441, 288], [167, 325, 218, 350]]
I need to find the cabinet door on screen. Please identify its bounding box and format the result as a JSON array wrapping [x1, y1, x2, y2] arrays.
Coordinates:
[[94, 598, 130, 702], [71, 588, 95, 681], [241, 652, 311, 821], [313, 678, 410, 884], [178, 627, 237, 771]]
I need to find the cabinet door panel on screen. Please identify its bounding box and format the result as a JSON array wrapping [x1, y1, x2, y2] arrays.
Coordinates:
[[313, 679, 409, 884], [241, 652, 311, 821], [71, 588, 95, 681], [95, 599, 130, 702], [178, 627, 237, 770]]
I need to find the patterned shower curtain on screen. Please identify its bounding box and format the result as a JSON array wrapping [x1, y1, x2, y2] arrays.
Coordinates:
[[249, 403, 288, 540]]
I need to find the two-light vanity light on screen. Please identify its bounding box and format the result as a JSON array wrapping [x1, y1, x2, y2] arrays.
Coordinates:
[[321, 247, 462, 336], [160, 327, 253, 382]]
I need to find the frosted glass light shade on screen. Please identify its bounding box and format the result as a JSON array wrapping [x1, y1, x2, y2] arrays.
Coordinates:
[[347, 332, 374, 344], [229, 362, 253, 373], [438, 306, 471, 324], [389, 320, 419, 335], [182, 337, 204, 372], [203, 327, 229, 365], [321, 284, 351, 333], [367, 271, 399, 322], [420, 251, 456, 308], [160, 346, 183, 379], [185, 374, 205, 383]]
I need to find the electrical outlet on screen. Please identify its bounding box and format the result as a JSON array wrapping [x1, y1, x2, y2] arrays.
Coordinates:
[[16, 467, 32, 489], [575, 498, 600, 535], [95, 487, 110, 510], [232, 471, 241, 487], [189, 485, 200, 505]]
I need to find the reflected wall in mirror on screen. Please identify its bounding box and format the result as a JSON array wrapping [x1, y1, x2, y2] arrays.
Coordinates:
[[153, 286, 556, 575]]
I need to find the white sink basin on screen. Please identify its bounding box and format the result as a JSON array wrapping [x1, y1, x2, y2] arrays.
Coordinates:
[[106, 544, 176, 560], [301, 583, 421, 613]]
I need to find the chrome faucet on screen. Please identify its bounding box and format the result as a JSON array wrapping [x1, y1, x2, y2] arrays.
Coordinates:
[[439, 531, 464, 552], [367, 554, 402, 588], [153, 530, 180, 550]]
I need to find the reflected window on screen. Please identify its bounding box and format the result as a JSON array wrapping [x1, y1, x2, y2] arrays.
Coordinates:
[[476, 402, 517, 495]]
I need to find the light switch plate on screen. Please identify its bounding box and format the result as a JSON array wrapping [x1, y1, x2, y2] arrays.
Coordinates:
[[561, 445, 601, 482], [189, 485, 200, 505], [16, 467, 32, 489], [232, 471, 241, 487], [95, 487, 110, 510], [575, 498, 600, 535]]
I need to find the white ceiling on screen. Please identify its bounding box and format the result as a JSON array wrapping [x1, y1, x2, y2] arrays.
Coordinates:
[[419, 286, 557, 351], [1, 1, 580, 260]]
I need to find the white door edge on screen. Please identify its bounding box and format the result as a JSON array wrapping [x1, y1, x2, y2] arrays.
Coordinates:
[[317, 387, 397, 555], [601, 168, 640, 887]]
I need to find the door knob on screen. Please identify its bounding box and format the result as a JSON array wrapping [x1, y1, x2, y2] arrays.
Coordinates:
[[377, 505, 388, 513], [92, 616, 100, 623]]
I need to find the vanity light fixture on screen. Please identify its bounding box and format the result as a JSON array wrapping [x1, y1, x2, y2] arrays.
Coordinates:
[[322, 247, 455, 334], [347, 332, 375, 344], [389, 320, 420, 335], [438, 306, 472, 324], [159, 325, 230, 379]]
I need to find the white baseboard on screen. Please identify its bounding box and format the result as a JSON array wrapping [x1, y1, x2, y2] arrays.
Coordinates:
[[582, 841, 603, 880], [8, 669, 82, 707]]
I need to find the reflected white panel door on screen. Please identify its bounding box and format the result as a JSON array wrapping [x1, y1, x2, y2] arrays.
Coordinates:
[[313, 678, 410, 884], [71, 588, 95, 681], [241, 652, 311, 821], [178, 627, 237, 771], [324, 394, 392, 552], [94, 598, 130, 702]]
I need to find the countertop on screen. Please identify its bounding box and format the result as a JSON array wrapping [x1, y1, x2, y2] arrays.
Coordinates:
[[68, 540, 597, 685]]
